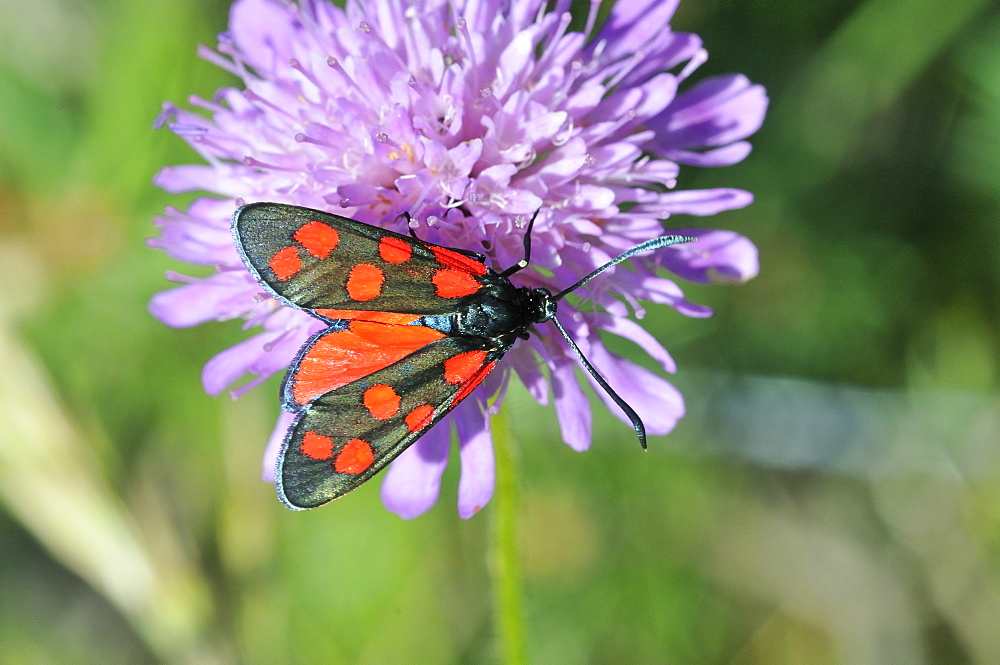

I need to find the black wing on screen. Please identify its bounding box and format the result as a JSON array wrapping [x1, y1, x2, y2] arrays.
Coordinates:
[[276, 336, 500, 509], [233, 202, 495, 316]]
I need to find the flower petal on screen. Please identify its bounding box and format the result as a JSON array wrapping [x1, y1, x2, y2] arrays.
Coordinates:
[[201, 327, 306, 397], [651, 74, 769, 152], [585, 312, 677, 373], [659, 228, 760, 284], [634, 187, 755, 217], [148, 271, 257, 328], [380, 418, 451, 519], [597, 0, 681, 59], [150, 198, 240, 265], [261, 410, 296, 482], [636, 274, 715, 318], [661, 142, 753, 168], [229, 0, 305, 75], [201, 332, 278, 397], [585, 343, 685, 437], [508, 345, 548, 405], [456, 400, 495, 519], [550, 357, 593, 452]]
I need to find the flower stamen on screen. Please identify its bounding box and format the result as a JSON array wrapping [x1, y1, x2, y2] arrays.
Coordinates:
[[243, 156, 297, 172], [325, 57, 367, 98], [242, 89, 296, 120], [288, 59, 327, 99]]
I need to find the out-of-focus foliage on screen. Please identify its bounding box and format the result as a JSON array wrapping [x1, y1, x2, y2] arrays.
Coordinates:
[[0, 0, 997, 663]]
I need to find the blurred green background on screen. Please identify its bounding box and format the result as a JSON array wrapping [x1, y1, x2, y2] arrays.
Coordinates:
[[2, 0, 999, 663]]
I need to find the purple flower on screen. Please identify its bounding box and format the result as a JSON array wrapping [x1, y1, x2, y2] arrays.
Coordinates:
[[150, 0, 767, 519]]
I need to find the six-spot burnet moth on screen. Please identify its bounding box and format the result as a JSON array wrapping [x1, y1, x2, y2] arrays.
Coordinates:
[[233, 202, 695, 510]]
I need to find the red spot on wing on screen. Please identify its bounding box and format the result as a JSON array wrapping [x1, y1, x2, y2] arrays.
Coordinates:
[[444, 350, 489, 385], [334, 439, 375, 474], [295, 221, 339, 257], [364, 384, 400, 420], [453, 361, 496, 405], [290, 321, 445, 405], [300, 431, 334, 460], [269, 246, 301, 281], [432, 269, 482, 298], [405, 404, 435, 432], [313, 310, 420, 325], [430, 246, 489, 276], [346, 263, 384, 301], [379, 236, 413, 263]]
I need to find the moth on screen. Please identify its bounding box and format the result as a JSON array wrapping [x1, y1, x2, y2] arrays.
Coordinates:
[[233, 202, 693, 509]]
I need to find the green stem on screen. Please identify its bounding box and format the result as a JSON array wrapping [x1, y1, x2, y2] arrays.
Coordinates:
[[490, 409, 527, 665]]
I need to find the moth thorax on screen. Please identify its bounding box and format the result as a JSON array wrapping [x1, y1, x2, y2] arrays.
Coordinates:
[[456, 286, 533, 345]]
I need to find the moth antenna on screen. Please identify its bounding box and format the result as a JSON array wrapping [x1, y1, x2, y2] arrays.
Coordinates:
[[552, 234, 697, 301], [545, 233, 697, 448], [499, 209, 541, 278], [549, 315, 647, 449]]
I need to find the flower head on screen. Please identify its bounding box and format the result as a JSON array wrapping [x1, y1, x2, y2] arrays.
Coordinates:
[[150, 0, 767, 518]]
